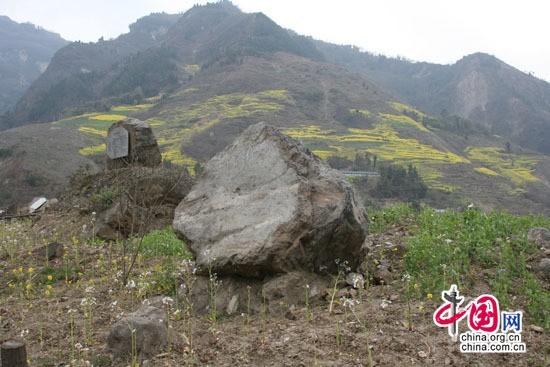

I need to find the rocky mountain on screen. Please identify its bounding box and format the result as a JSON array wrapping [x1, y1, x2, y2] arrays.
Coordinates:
[[316, 42, 550, 154], [0, 16, 68, 113], [2, 3, 324, 129], [0, 2, 549, 215], [1, 12, 181, 129]]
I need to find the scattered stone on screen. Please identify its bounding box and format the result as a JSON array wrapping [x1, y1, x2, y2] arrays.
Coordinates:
[[106, 118, 162, 169], [537, 258, 550, 280], [70, 166, 195, 239], [530, 325, 544, 333], [528, 227, 550, 247], [284, 309, 298, 320], [107, 306, 168, 363], [174, 122, 368, 278], [336, 287, 351, 299], [184, 271, 330, 316], [32, 242, 64, 260], [29, 197, 47, 213], [226, 294, 239, 316], [93, 222, 119, 241], [372, 266, 397, 285], [418, 350, 428, 358], [345, 272, 365, 289]]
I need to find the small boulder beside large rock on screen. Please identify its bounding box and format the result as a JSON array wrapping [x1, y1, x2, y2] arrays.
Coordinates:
[[528, 227, 550, 249], [107, 306, 168, 364]]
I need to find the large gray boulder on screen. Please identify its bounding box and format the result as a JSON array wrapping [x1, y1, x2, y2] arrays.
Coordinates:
[[173, 122, 368, 278]]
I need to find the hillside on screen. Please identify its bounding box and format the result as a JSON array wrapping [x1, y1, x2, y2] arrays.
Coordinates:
[[0, 16, 68, 113], [1, 12, 181, 130], [3, 2, 323, 129], [0, 2, 549, 214], [0, 123, 99, 207], [316, 42, 550, 155], [1, 203, 548, 366]]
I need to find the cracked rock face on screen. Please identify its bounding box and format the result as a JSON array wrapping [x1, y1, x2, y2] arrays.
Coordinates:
[[173, 122, 368, 278]]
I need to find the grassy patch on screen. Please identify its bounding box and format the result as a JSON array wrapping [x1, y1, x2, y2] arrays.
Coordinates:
[[139, 227, 191, 258], [158, 90, 289, 127], [466, 146, 540, 185], [90, 114, 127, 121], [400, 206, 549, 328], [79, 144, 106, 156], [78, 126, 107, 137], [369, 203, 550, 328], [475, 167, 500, 176], [111, 104, 154, 112], [285, 124, 467, 164], [285, 123, 468, 191]]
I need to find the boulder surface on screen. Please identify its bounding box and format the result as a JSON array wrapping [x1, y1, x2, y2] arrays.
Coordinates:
[[173, 122, 368, 277], [107, 306, 167, 363]]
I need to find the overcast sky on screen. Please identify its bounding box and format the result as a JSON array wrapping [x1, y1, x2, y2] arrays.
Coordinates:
[[1, 0, 549, 81]]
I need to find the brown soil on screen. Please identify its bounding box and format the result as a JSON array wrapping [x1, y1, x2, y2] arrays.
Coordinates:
[[0, 216, 548, 367]]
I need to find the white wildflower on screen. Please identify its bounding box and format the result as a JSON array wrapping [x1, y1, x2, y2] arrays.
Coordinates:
[[162, 296, 174, 307]]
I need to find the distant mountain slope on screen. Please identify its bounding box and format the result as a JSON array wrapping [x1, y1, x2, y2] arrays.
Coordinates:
[[316, 42, 550, 154], [0, 123, 98, 207], [2, 12, 181, 129], [1, 2, 549, 214], [0, 16, 68, 113], [3, 2, 323, 129]]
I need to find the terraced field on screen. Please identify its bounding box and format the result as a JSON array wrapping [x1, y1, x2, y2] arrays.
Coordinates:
[[54, 96, 548, 207]]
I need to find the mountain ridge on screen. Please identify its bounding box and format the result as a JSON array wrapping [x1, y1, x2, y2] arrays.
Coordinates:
[[0, 15, 68, 113], [316, 41, 550, 154], [0, 2, 549, 214]]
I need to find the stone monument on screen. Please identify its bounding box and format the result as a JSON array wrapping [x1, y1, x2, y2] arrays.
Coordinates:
[[105, 118, 162, 169]]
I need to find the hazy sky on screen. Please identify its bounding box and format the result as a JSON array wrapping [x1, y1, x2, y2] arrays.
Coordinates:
[[1, 0, 549, 81]]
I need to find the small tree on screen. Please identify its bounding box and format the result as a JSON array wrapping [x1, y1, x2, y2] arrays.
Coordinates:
[[373, 163, 427, 200], [505, 141, 512, 154], [326, 155, 353, 170], [193, 162, 204, 176]]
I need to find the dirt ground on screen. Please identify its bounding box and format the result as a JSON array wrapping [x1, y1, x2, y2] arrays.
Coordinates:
[[1, 281, 547, 367], [0, 212, 548, 367]]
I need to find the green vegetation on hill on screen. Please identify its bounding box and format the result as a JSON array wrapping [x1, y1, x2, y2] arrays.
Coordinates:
[[3, 1, 549, 214], [53, 91, 550, 212], [466, 146, 540, 186]]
